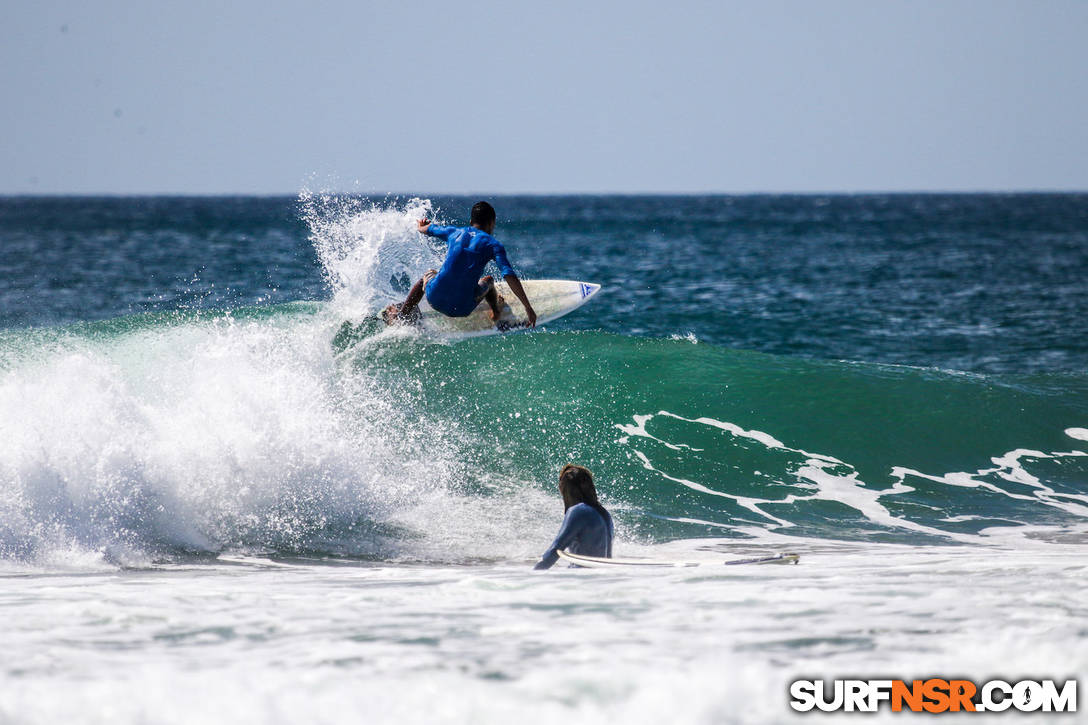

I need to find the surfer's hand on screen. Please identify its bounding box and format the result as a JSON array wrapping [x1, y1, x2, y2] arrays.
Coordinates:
[[417, 219, 430, 234], [526, 308, 537, 328]]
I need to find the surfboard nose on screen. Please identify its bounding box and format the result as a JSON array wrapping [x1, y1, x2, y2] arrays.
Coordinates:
[[579, 282, 601, 299]]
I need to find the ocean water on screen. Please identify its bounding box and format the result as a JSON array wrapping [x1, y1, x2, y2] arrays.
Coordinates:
[[1, 194, 1086, 723]]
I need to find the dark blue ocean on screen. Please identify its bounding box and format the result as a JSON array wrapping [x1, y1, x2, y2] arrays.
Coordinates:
[[5, 194, 1087, 373]]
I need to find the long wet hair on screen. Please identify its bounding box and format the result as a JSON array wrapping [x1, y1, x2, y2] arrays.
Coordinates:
[[558, 464, 610, 522]]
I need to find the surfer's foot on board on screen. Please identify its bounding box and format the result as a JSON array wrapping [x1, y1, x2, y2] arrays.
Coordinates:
[[488, 295, 506, 322], [382, 303, 419, 326], [386, 274, 429, 326]]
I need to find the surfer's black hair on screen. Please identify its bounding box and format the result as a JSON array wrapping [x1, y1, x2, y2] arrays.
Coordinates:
[[470, 201, 496, 228], [558, 464, 610, 522]]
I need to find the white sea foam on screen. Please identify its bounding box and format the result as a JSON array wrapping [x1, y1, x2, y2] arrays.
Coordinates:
[[2, 543, 1085, 724], [615, 410, 1088, 545], [0, 307, 555, 569], [300, 191, 441, 319]]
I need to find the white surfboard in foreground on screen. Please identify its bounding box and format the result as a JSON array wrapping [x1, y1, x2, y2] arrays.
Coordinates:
[[417, 279, 601, 339]]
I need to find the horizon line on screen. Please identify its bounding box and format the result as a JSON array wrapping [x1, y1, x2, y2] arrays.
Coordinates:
[[2, 188, 1087, 199]]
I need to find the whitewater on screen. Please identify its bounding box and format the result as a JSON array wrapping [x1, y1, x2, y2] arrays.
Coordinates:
[[1, 194, 1086, 723]]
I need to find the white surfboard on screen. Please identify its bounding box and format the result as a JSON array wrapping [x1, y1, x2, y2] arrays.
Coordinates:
[[416, 279, 601, 339], [556, 550, 800, 568]]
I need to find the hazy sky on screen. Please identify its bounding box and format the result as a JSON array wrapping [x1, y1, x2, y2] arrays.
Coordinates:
[[2, 1, 1086, 194]]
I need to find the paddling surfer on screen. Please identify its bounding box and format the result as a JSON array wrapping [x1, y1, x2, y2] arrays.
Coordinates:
[[385, 201, 537, 328], [534, 464, 614, 570]]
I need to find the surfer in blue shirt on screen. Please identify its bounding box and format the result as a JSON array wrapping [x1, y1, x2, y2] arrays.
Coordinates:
[[385, 201, 537, 327], [534, 464, 614, 570]]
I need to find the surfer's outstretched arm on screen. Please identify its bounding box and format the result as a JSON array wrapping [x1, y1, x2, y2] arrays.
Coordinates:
[[503, 274, 537, 328]]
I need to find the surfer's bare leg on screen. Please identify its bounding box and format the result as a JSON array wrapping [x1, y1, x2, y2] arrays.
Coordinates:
[[477, 276, 504, 321]]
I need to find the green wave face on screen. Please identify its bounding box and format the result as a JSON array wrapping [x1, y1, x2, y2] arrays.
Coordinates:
[[2, 305, 1086, 562], [349, 328, 1088, 545]]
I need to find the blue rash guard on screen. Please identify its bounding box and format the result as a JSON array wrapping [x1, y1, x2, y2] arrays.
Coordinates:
[[423, 224, 516, 317], [534, 503, 614, 570]]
